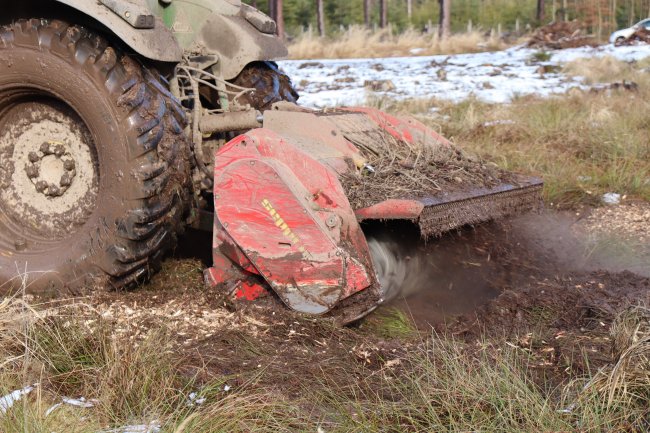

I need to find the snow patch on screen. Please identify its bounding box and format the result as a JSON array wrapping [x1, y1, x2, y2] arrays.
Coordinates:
[[280, 44, 650, 107]]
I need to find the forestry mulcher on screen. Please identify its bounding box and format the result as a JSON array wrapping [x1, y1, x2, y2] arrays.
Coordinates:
[[0, 0, 542, 323]]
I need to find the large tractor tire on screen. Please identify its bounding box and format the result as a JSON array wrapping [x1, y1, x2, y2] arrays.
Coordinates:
[[230, 61, 299, 110], [0, 19, 191, 295]]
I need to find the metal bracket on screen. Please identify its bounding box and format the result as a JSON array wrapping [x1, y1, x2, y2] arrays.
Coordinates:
[[100, 0, 156, 29]]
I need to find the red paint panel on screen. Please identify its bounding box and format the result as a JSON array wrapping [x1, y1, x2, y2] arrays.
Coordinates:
[[210, 127, 378, 315], [343, 106, 452, 147], [354, 199, 425, 220]]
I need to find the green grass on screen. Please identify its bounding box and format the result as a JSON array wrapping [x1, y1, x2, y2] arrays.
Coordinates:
[[359, 307, 418, 339], [531, 50, 552, 62]]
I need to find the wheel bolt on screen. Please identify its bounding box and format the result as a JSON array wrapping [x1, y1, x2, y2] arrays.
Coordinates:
[[28, 152, 40, 163], [63, 159, 76, 171], [53, 144, 65, 157], [48, 184, 61, 197], [25, 165, 39, 179], [35, 180, 48, 193], [40, 142, 51, 154], [60, 172, 73, 187]]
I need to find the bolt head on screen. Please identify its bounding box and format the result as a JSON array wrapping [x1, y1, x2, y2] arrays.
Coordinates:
[[326, 215, 339, 228], [63, 159, 76, 171], [53, 144, 65, 157], [60, 173, 73, 187], [40, 142, 51, 154], [35, 180, 48, 193], [48, 184, 61, 197], [25, 165, 39, 179], [28, 152, 40, 163]]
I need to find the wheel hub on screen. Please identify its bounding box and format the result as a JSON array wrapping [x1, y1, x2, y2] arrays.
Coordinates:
[[25, 141, 78, 198], [0, 98, 98, 240]]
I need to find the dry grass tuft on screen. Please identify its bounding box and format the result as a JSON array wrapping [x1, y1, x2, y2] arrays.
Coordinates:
[[563, 55, 638, 84], [288, 26, 508, 60], [317, 332, 650, 432], [590, 306, 650, 406]]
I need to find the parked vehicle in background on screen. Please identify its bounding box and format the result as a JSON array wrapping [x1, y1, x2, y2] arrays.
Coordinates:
[[610, 18, 650, 45]]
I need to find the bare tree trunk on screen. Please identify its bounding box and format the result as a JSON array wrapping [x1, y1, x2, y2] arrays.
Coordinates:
[[316, 0, 325, 36], [407, 0, 413, 22], [276, 0, 284, 39], [536, 0, 546, 22], [552, 0, 556, 21], [364, 0, 371, 27], [380, 0, 388, 28], [438, 0, 451, 39], [268, 0, 276, 22]]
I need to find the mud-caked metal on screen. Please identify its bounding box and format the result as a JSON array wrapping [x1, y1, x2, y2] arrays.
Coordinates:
[[50, 0, 287, 78]]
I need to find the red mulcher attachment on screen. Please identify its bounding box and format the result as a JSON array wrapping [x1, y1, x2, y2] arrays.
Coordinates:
[[204, 106, 543, 323]]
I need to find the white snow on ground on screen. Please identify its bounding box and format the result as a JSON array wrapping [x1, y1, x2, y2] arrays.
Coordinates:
[[279, 44, 650, 107]]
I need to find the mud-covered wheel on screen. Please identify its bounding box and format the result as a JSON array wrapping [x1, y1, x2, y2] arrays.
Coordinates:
[[230, 61, 299, 110], [0, 19, 191, 294], [614, 36, 626, 46]]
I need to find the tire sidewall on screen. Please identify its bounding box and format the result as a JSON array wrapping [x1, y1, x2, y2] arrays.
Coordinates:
[[0, 31, 139, 292]]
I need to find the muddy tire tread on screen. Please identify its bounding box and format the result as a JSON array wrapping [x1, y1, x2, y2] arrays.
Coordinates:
[[0, 19, 191, 291]]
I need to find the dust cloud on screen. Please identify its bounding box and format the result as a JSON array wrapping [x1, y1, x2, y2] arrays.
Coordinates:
[[366, 211, 650, 325]]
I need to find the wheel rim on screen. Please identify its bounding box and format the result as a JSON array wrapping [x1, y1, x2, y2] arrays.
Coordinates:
[[0, 92, 99, 250]]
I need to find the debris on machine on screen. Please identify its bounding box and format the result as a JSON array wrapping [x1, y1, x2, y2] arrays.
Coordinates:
[[339, 123, 510, 210], [329, 109, 543, 239]]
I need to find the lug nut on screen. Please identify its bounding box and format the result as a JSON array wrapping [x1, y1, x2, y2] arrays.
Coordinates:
[[63, 159, 76, 171], [53, 144, 65, 157], [28, 152, 40, 163], [40, 142, 51, 154], [25, 165, 39, 178], [60, 172, 73, 187], [35, 180, 48, 193], [48, 184, 61, 197]]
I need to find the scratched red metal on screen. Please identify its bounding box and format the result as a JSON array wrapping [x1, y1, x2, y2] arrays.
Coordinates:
[[234, 281, 268, 301], [343, 106, 452, 147], [210, 128, 375, 315], [354, 199, 426, 220]]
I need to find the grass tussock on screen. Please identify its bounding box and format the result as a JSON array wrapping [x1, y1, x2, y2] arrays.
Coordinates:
[[563, 55, 650, 84], [369, 56, 650, 207], [589, 306, 650, 407], [288, 26, 508, 60], [359, 307, 418, 339]]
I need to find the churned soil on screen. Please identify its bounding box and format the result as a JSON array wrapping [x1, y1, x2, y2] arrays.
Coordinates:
[[34, 203, 650, 395]]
